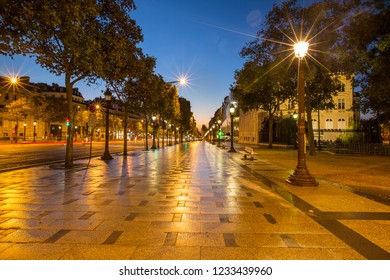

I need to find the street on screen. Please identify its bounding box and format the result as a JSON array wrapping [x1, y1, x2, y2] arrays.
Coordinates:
[[0, 140, 146, 172], [0, 141, 389, 260]]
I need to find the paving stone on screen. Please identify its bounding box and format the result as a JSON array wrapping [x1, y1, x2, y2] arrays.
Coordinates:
[[1, 243, 74, 260], [0, 142, 388, 260], [1, 229, 58, 242], [131, 246, 200, 260], [60, 244, 137, 260]]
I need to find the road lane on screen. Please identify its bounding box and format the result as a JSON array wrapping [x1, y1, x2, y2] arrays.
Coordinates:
[[0, 141, 145, 172]]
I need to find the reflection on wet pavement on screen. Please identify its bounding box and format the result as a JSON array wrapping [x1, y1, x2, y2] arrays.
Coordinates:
[[0, 142, 389, 259]]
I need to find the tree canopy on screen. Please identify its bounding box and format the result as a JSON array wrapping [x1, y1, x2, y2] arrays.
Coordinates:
[[333, 0, 390, 120], [0, 0, 143, 166]]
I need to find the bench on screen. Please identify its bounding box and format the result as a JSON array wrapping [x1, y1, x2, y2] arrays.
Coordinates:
[[239, 147, 258, 160]]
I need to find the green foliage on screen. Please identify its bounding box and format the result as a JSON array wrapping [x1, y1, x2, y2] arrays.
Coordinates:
[[0, 0, 143, 166], [178, 97, 193, 134], [163, 86, 181, 126], [40, 96, 68, 123], [333, 0, 390, 120], [336, 119, 364, 144], [3, 98, 30, 121]]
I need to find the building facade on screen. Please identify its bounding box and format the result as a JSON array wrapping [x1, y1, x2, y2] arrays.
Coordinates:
[[0, 76, 85, 141], [238, 75, 358, 144]]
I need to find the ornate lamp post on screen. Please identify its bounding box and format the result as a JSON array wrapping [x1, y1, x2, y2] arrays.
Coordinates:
[[217, 119, 221, 147], [229, 105, 236, 153], [101, 89, 113, 160], [286, 42, 317, 186], [212, 124, 215, 144], [23, 123, 27, 141], [33, 121, 36, 142], [168, 124, 172, 145], [151, 115, 157, 149]]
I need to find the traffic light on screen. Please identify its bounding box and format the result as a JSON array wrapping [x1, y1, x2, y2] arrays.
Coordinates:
[[66, 118, 70, 127]]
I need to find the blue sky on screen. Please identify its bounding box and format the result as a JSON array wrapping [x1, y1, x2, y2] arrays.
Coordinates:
[[0, 0, 314, 128]]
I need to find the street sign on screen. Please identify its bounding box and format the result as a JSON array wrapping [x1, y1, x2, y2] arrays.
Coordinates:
[[89, 103, 96, 113]]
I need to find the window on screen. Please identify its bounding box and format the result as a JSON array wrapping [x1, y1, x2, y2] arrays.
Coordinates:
[[338, 118, 346, 129], [288, 100, 295, 110], [325, 119, 333, 129], [340, 82, 345, 92], [312, 119, 319, 129], [338, 98, 345, 110]]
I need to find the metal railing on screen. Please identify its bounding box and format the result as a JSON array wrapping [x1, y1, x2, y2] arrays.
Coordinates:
[[329, 143, 390, 156]]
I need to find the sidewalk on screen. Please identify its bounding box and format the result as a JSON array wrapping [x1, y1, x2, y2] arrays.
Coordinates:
[[0, 141, 389, 260]]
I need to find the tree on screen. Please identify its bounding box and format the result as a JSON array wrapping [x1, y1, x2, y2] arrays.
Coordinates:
[[108, 55, 145, 155], [239, 0, 346, 150], [40, 96, 68, 125], [305, 68, 342, 154], [231, 61, 295, 148], [0, 0, 143, 167], [3, 98, 31, 137], [2, 94, 49, 140], [331, 0, 390, 141], [178, 97, 193, 143], [122, 56, 166, 150], [163, 85, 181, 146]]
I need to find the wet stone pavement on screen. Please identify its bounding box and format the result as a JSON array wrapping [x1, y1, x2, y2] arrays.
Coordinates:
[[0, 141, 389, 260]]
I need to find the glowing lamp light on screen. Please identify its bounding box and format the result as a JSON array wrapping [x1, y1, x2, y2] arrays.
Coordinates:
[[294, 41, 309, 58], [179, 77, 187, 86], [10, 77, 18, 84]]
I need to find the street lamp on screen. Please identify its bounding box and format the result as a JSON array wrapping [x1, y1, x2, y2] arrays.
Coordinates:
[[33, 121, 36, 142], [101, 88, 113, 160], [151, 115, 157, 149], [286, 41, 318, 186], [167, 77, 187, 87], [217, 119, 221, 147], [23, 123, 26, 141], [212, 124, 215, 144], [293, 111, 298, 149], [229, 105, 236, 153], [168, 124, 172, 145]]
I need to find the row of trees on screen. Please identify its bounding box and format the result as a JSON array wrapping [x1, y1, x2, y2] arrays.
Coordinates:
[[1, 91, 140, 142], [0, 0, 195, 167], [230, 0, 389, 152]]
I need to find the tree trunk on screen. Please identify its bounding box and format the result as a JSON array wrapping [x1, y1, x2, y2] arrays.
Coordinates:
[[268, 112, 273, 149], [123, 109, 128, 156], [305, 98, 315, 156], [144, 118, 149, 151], [166, 124, 169, 145], [65, 73, 74, 168], [377, 115, 382, 143], [317, 109, 321, 151]]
